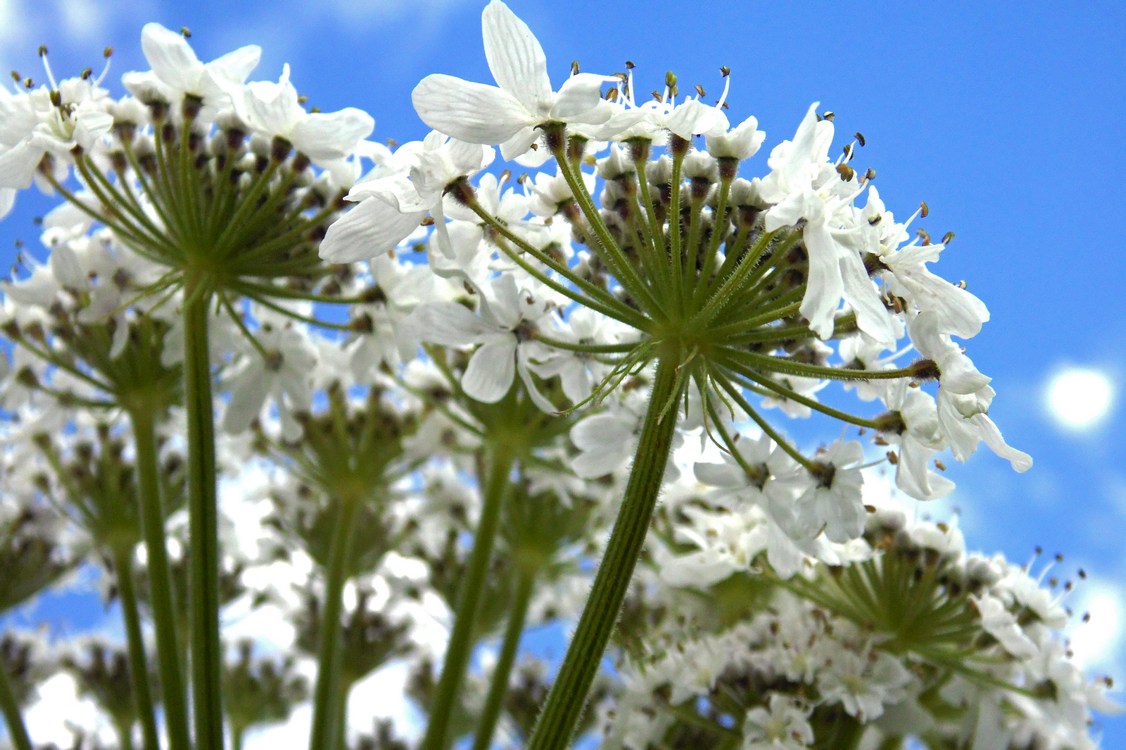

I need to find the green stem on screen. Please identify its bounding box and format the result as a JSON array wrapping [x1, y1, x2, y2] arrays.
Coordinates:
[[183, 278, 225, 749], [127, 406, 192, 750], [308, 492, 362, 750], [115, 718, 136, 750], [420, 445, 516, 750], [526, 356, 682, 750], [0, 660, 32, 750], [470, 570, 536, 750], [112, 545, 162, 750]]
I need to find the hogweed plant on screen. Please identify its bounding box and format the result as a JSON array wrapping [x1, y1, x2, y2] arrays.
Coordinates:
[[0, 3, 1118, 750]]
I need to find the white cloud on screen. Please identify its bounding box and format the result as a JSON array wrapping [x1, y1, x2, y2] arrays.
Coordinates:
[[1068, 580, 1125, 674], [242, 661, 422, 750], [24, 672, 113, 746], [1044, 366, 1117, 431]]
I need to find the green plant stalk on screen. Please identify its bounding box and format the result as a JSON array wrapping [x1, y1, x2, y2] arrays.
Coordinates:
[[470, 570, 536, 750], [183, 279, 225, 749], [0, 661, 32, 750], [232, 726, 247, 750], [112, 545, 162, 750], [420, 444, 516, 750], [127, 405, 192, 750], [527, 356, 681, 750], [307, 492, 362, 750]]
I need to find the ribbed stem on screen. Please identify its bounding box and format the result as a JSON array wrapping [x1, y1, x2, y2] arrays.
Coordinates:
[[527, 356, 681, 749], [183, 279, 225, 749], [420, 445, 516, 750], [470, 570, 535, 750], [308, 492, 362, 750], [112, 545, 162, 750], [0, 660, 32, 750], [127, 406, 191, 750]]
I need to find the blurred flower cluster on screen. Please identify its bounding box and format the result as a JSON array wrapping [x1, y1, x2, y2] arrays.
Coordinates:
[[0, 3, 1117, 750]]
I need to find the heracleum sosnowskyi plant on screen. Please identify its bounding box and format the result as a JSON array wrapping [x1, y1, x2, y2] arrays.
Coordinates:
[[322, 1, 1032, 746], [0, 23, 380, 749], [0, 5, 1120, 750]]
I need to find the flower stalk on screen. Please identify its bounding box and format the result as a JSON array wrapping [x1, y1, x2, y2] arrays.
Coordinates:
[[183, 276, 225, 749], [421, 442, 516, 750], [126, 404, 192, 750], [110, 544, 162, 750], [0, 661, 32, 750], [470, 568, 536, 750], [527, 355, 683, 749], [307, 490, 362, 750]]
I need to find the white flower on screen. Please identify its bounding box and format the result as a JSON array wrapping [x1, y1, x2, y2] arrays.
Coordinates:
[[775, 440, 866, 544], [589, 69, 729, 142], [0, 78, 113, 195], [569, 402, 641, 479], [122, 23, 260, 112], [240, 63, 374, 164], [221, 314, 319, 442], [754, 104, 894, 344], [319, 132, 493, 263], [409, 274, 556, 409], [817, 648, 911, 721], [909, 313, 1031, 472], [411, 0, 615, 160], [741, 694, 814, 750], [706, 115, 766, 160], [880, 379, 955, 501], [972, 594, 1039, 659]]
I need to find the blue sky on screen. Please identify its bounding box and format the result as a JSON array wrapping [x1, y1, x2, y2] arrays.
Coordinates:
[[1, 0, 1124, 745]]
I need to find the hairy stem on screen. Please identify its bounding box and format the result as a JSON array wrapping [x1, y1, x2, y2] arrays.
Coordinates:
[[127, 405, 192, 750], [527, 356, 681, 749], [183, 278, 225, 749]]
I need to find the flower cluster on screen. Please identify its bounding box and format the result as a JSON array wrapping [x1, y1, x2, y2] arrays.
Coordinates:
[[323, 0, 1029, 554], [0, 6, 1116, 750]]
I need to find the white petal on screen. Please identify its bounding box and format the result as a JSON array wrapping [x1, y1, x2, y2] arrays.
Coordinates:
[[974, 414, 1033, 472], [206, 44, 261, 86], [550, 74, 614, 122], [570, 413, 632, 451], [482, 0, 551, 111], [140, 23, 202, 94], [693, 461, 744, 489], [49, 243, 84, 288], [0, 188, 14, 219], [292, 108, 375, 161], [462, 339, 516, 403], [839, 249, 895, 345], [0, 143, 43, 190], [498, 128, 541, 162], [319, 197, 424, 262], [800, 222, 844, 339], [410, 302, 498, 346], [412, 75, 531, 145], [223, 370, 268, 434]]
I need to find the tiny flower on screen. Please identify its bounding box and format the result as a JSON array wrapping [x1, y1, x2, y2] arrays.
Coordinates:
[[122, 22, 261, 112], [741, 694, 814, 750], [239, 63, 374, 165], [411, 0, 615, 159], [319, 132, 493, 263]]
